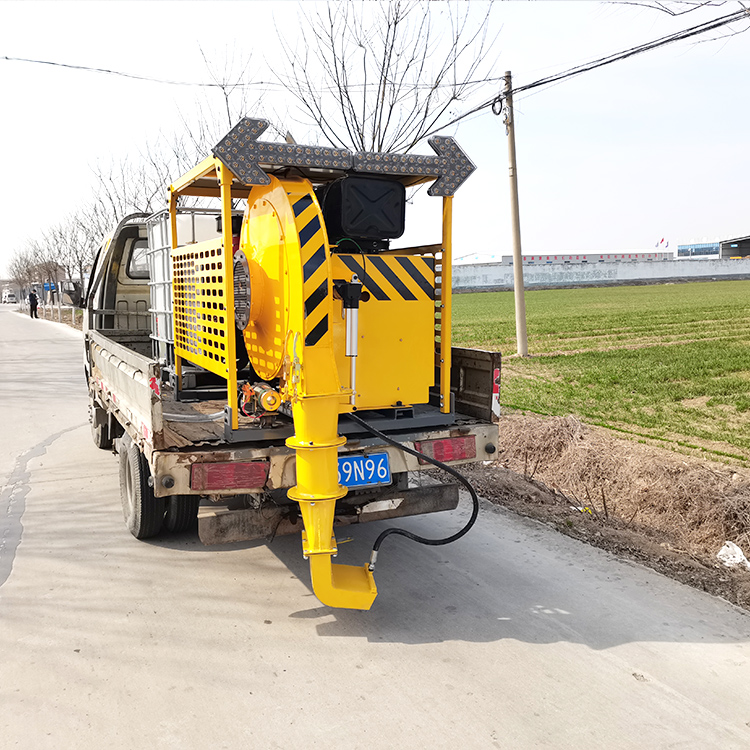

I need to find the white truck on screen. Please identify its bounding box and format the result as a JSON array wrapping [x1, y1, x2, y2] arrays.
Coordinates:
[[84, 119, 500, 609]]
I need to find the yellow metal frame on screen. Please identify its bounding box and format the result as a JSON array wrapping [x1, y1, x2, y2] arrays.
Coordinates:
[[170, 155, 217, 194], [169, 157, 240, 429], [415, 202, 453, 415], [440, 196, 453, 414]]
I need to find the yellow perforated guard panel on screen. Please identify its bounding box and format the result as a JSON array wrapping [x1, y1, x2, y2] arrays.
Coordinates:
[[172, 238, 233, 376]]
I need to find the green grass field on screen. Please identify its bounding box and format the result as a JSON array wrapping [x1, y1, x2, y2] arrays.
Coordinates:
[[452, 280, 750, 462]]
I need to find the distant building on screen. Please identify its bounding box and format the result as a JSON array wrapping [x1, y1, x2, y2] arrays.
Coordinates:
[[677, 236, 750, 259], [500, 252, 672, 266], [677, 241, 720, 258], [720, 235, 750, 259]]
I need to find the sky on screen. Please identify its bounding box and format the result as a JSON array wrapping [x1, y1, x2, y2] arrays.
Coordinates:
[[1, 0, 748, 276]]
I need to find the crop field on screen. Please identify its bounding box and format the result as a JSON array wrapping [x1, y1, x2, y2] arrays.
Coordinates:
[[452, 280, 750, 463]]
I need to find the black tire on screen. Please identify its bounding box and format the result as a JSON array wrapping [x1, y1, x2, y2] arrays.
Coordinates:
[[164, 496, 199, 533], [119, 441, 164, 539], [90, 400, 112, 450]]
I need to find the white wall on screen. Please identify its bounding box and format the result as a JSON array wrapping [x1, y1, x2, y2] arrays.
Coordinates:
[[452, 259, 750, 291]]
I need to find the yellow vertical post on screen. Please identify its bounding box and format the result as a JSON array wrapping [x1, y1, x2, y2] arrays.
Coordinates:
[[440, 196, 453, 414], [169, 190, 182, 390], [219, 163, 239, 430]]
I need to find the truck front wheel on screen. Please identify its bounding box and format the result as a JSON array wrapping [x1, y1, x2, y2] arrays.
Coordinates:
[[119, 440, 164, 539]]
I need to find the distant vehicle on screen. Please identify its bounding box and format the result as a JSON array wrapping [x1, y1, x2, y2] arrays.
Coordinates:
[[2, 290, 17, 304]]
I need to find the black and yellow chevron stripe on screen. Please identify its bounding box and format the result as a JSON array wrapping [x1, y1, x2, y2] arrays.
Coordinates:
[[290, 188, 330, 347], [335, 254, 435, 302]]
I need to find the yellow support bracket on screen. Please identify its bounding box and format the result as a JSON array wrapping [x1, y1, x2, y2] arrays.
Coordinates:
[[440, 196, 453, 414], [219, 163, 239, 430]]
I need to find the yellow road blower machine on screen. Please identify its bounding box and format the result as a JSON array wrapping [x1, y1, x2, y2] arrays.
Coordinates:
[[165, 118, 497, 609]]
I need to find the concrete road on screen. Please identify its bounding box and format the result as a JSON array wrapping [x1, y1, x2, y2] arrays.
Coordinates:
[[1, 306, 749, 750]]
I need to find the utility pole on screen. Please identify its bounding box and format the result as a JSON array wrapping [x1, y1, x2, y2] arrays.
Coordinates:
[[503, 71, 528, 357]]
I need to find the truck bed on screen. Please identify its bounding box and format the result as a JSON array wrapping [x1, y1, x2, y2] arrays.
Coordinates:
[[89, 329, 293, 450], [90, 328, 500, 452]]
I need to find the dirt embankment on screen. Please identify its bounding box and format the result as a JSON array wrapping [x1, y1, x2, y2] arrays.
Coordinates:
[[465, 414, 750, 610]]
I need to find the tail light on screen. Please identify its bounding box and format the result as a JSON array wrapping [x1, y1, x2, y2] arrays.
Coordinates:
[[191, 461, 269, 491], [414, 436, 476, 465]]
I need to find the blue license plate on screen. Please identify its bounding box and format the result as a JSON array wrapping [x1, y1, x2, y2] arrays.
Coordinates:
[[338, 452, 391, 489]]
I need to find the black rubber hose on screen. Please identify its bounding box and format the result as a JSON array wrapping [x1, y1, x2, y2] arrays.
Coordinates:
[[347, 413, 480, 570]]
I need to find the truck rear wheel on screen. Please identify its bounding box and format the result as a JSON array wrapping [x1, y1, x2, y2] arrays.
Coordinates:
[[164, 496, 199, 533], [119, 440, 164, 539], [90, 400, 112, 450]]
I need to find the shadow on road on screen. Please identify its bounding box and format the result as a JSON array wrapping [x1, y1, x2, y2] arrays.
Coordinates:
[[144, 507, 750, 648]]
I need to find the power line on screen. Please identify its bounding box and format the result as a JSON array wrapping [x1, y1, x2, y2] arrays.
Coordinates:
[[0, 53, 509, 92], [429, 6, 750, 135], [511, 7, 750, 97], [0, 55, 236, 87], [3, 5, 748, 135]]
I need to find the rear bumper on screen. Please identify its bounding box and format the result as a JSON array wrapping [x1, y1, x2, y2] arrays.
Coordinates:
[[197, 482, 460, 544], [150, 421, 498, 498]]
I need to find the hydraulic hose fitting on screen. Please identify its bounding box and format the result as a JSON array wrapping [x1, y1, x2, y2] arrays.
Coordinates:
[[348, 412, 481, 570]]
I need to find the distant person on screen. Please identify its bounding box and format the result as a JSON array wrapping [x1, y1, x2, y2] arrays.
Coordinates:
[[28, 290, 38, 319]]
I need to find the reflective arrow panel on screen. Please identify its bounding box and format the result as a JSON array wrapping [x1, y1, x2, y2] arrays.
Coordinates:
[[213, 117, 476, 196], [213, 118, 352, 185], [353, 136, 476, 196]]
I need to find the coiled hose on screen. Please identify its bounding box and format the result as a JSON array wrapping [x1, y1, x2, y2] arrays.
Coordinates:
[[346, 413, 480, 570]]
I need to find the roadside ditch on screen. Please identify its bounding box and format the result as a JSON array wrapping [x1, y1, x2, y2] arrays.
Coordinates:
[[464, 413, 750, 611]]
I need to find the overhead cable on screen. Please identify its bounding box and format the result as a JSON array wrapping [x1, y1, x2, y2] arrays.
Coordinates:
[[429, 6, 750, 135], [0, 54, 508, 92]]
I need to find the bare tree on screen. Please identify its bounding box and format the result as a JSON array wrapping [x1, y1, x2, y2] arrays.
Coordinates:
[[88, 127, 193, 241], [26, 236, 59, 316], [278, 0, 499, 153], [8, 203, 101, 313], [91, 150, 166, 219], [8, 248, 35, 307], [52, 215, 94, 305], [90, 47, 265, 226], [75, 198, 114, 264], [177, 45, 274, 164]]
